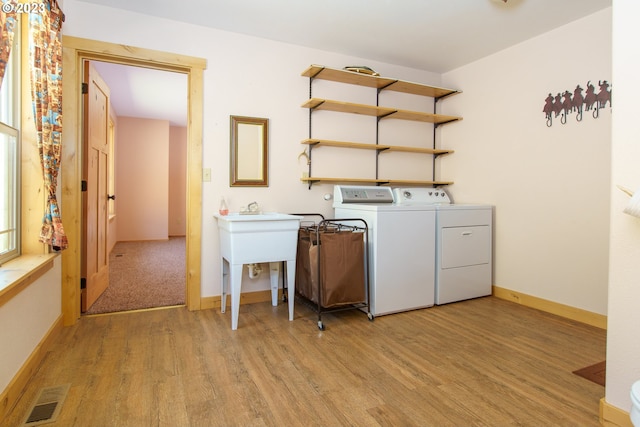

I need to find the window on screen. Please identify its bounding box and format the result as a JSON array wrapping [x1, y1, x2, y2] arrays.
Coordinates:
[[0, 18, 20, 265]]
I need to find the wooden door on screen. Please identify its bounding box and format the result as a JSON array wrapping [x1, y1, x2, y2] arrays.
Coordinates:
[[81, 61, 110, 312]]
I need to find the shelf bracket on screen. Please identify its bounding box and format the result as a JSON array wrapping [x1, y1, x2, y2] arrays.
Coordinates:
[[435, 90, 460, 103], [308, 76, 314, 189]]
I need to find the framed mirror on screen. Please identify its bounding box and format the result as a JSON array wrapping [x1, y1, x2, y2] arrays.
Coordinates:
[[230, 115, 269, 186]]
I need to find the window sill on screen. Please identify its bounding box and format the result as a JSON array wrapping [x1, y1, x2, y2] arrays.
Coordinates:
[[0, 253, 58, 309]]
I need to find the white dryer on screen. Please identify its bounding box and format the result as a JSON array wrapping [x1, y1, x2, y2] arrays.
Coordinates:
[[394, 188, 493, 305], [333, 185, 436, 316]]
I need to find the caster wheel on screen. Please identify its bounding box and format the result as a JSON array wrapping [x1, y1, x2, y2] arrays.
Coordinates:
[[318, 321, 325, 331], [367, 313, 374, 321]]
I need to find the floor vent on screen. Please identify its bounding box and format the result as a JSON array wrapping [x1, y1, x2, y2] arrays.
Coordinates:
[[22, 384, 70, 426]]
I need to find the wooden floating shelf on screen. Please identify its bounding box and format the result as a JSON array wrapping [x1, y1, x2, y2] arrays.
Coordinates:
[[301, 177, 454, 186], [385, 80, 459, 99], [301, 98, 462, 125], [386, 179, 454, 186], [301, 98, 395, 117], [301, 139, 386, 151], [382, 108, 461, 125], [301, 138, 454, 155], [301, 64, 460, 99], [301, 177, 389, 185], [301, 64, 397, 89], [384, 146, 453, 155]]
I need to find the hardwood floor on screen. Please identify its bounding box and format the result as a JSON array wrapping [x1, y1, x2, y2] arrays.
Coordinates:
[[4, 296, 606, 426]]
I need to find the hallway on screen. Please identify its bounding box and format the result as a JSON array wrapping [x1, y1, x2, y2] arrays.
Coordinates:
[[85, 237, 186, 315]]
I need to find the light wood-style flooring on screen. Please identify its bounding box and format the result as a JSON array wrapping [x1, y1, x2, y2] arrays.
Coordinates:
[[4, 296, 606, 426]]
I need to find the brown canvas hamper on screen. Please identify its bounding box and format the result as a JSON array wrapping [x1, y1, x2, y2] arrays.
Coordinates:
[[295, 225, 366, 308], [295, 229, 317, 302]]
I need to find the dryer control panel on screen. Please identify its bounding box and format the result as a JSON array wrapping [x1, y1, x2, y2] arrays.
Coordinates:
[[394, 187, 451, 205]]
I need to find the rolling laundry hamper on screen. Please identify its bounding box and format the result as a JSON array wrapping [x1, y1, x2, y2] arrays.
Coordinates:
[[295, 217, 372, 330]]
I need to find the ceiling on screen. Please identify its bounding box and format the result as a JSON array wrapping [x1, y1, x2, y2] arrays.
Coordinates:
[[81, 0, 612, 127], [92, 61, 188, 127]]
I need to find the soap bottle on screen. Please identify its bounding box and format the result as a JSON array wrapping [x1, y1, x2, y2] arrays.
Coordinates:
[[219, 197, 229, 216]]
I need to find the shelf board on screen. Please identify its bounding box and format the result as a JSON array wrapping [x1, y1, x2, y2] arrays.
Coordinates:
[[302, 98, 461, 124], [301, 177, 453, 186], [383, 146, 454, 155], [301, 64, 460, 99], [301, 139, 389, 150], [385, 179, 454, 186], [382, 108, 462, 124], [383, 80, 459, 99], [301, 64, 397, 89], [302, 139, 454, 155], [302, 98, 396, 117], [301, 177, 390, 184]]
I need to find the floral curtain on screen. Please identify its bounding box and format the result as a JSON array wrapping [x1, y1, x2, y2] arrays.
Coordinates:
[[29, 0, 67, 250], [0, 0, 17, 90]]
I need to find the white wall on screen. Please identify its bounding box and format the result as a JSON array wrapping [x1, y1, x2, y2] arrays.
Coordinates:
[[169, 126, 187, 237], [442, 9, 612, 316], [606, 0, 640, 414], [115, 117, 170, 241], [0, 257, 61, 392]]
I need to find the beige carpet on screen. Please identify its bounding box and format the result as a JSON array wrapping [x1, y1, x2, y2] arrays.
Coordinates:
[[85, 237, 186, 315]]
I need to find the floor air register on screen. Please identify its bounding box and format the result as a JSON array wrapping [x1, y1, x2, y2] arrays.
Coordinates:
[[293, 216, 372, 330]]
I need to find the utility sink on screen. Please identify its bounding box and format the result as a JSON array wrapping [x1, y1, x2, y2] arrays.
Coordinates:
[[213, 213, 302, 330], [217, 212, 300, 233]]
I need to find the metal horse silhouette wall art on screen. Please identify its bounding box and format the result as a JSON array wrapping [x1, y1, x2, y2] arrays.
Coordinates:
[[543, 80, 611, 127]]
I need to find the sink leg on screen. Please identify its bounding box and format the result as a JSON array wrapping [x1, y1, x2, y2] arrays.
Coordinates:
[[231, 263, 243, 330], [286, 259, 296, 321], [269, 262, 280, 306], [221, 258, 229, 313]]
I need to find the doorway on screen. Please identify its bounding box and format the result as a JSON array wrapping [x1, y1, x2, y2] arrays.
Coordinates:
[[82, 61, 188, 315], [61, 36, 207, 325]]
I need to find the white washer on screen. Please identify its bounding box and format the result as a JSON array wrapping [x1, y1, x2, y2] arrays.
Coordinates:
[[394, 188, 493, 305], [333, 185, 436, 316]]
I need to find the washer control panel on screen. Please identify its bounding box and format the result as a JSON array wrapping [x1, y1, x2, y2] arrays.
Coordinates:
[[334, 185, 394, 204]]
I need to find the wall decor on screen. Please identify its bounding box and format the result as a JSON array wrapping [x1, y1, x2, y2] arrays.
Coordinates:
[[230, 115, 269, 187], [543, 80, 611, 127]]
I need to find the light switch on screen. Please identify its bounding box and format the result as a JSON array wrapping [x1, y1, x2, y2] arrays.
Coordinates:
[[203, 168, 211, 182]]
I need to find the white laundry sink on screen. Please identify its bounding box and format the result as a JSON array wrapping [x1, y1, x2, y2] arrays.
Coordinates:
[[215, 212, 302, 262], [213, 212, 302, 329]]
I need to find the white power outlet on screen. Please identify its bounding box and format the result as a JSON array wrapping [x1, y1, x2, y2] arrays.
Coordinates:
[[203, 168, 211, 182]]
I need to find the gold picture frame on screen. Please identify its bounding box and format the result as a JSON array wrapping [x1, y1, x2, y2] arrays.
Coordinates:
[[230, 115, 269, 187]]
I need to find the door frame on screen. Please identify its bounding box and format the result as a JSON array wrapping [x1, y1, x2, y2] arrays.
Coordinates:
[[61, 36, 207, 325]]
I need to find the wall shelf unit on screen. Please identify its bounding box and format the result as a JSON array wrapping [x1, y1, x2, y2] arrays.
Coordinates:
[[301, 64, 461, 188]]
